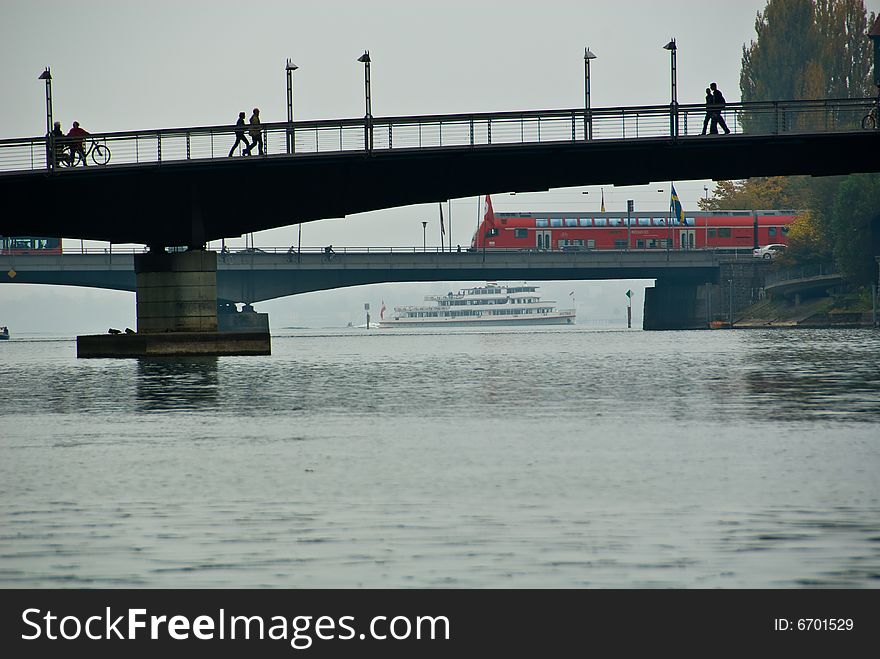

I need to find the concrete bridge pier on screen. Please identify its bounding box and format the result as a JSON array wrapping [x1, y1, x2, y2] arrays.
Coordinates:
[[643, 279, 712, 330], [76, 249, 270, 358]]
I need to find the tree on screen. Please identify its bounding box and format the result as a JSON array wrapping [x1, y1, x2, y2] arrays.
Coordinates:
[[698, 177, 809, 211], [777, 210, 834, 264], [826, 174, 880, 285]]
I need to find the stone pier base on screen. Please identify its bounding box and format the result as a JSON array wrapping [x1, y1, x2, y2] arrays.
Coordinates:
[[77, 331, 271, 358]]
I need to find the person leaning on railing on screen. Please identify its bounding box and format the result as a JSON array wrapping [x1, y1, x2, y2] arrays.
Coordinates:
[[67, 121, 90, 166]]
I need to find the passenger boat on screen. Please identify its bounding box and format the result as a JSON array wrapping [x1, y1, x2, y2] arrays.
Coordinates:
[[0, 326, 9, 340], [379, 283, 575, 328]]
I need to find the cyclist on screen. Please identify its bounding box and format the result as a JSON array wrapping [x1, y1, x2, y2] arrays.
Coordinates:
[[324, 245, 336, 261], [66, 121, 90, 166]]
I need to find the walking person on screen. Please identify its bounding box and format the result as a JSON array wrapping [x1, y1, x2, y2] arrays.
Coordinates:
[[228, 111, 251, 157], [244, 108, 264, 156], [709, 82, 731, 135], [67, 121, 90, 165], [700, 87, 713, 135]]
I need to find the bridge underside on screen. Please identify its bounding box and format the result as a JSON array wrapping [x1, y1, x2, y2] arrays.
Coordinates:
[[2, 131, 878, 247]]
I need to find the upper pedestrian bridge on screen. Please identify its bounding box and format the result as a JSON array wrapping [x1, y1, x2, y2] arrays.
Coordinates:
[[1, 98, 878, 247]]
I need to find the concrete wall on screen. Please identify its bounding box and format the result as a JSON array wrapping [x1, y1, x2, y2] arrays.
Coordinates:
[[135, 250, 218, 333]]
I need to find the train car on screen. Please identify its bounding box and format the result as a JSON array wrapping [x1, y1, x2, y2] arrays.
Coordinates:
[[0, 236, 62, 255], [470, 196, 796, 252]]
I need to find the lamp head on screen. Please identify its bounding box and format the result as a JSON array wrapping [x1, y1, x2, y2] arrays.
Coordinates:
[[38, 67, 51, 81], [357, 51, 371, 63], [286, 59, 299, 71], [584, 47, 596, 61], [663, 39, 677, 51]]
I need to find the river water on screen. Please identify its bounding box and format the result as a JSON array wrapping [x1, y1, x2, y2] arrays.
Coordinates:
[[1, 327, 878, 588]]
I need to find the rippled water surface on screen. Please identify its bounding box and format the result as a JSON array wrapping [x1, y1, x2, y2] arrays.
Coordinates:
[[1, 327, 879, 587]]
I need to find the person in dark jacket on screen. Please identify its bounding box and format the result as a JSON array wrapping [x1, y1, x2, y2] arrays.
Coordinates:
[[228, 111, 251, 157], [244, 108, 264, 156], [709, 82, 731, 134], [51, 121, 68, 166], [701, 88, 713, 135]]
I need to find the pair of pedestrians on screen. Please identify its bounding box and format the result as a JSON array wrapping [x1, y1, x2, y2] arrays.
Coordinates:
[[228, 108, 264, 157], [701, 82, 730, 135]]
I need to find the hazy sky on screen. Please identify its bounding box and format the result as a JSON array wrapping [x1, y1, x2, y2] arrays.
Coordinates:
[[2, 0, 877, 332]]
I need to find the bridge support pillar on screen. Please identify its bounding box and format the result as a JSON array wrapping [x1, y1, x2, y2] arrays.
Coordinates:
[[643, 279, 709, 330], [77, 250, 270, 357]]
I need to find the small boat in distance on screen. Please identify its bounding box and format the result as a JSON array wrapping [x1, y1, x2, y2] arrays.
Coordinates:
[[379, 283, 575, 328], [0, 326, 9, 340]]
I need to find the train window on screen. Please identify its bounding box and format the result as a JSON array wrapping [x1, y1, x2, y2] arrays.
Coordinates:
[[614, 240, 627, 248], [768, 227, 777, 236], [594, 218, 608, 226], [587, 240, 595, 249], [636, 239, 645, 248], [707, 229, 717, 237], [579, 218, 592, 226], [684, 217, 695, 226], [535, 219, 549, 227], [638, 218, 651, 226], [514, 228, 528, 239], [652, 218, 666, 226], [718, 228, 731, 238], [550, 218, 563, 227], [565, 218, 578, 227], [607, 218, 621, 227]]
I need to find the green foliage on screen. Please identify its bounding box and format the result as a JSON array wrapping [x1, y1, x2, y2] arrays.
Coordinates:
[[827, 174, 880, 285]]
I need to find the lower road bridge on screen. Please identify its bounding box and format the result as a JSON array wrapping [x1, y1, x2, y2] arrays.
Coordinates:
[[2, 248, 768, 332]]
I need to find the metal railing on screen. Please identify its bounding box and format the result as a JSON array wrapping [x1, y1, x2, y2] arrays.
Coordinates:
[[764, 262, 840, 287], [0, 97, 874, 175]]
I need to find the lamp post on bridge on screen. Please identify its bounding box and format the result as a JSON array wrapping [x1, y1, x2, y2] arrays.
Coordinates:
[[584, 47, 596, 140], [38, 67, 53, 170], [285, 59, 298, 154], [662, 39, 678, 138], [357, 51, 372, 151], [422, 221, 428, 252]]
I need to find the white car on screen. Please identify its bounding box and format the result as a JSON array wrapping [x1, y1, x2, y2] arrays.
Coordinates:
[[753, 244, 786, 259]]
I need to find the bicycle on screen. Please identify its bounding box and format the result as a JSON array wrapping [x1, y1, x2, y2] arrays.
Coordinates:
[[64, 139, 112, 166], [862, 90, 880, 130]]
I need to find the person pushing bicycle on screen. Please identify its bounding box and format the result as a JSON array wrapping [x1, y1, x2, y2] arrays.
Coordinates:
[[66, 121, 90, 166]]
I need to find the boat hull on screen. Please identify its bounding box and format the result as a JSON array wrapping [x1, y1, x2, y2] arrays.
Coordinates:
[[379, 313, 575, 328]]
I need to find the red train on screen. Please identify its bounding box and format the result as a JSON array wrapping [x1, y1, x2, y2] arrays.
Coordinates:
[[471, 196, 796, 251]]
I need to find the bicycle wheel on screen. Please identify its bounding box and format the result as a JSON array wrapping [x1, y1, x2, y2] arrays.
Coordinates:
[[68, 149, 83, 167], [56, 148, 73, 167], [91, 143, 111, 165], [862, 112, 877, 130]]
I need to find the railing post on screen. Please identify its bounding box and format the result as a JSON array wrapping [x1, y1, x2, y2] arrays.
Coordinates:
[[388, 124, 392, 149], [571, 111, 576, 141], [469, 117, 474, 146], [773, 101, 780, 135], [157, 132, 162, 162], [488, 118, 492, 145], [186, 132, 191, 160]]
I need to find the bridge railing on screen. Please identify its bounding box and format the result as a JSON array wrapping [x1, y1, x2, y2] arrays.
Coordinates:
[[764, 262, 840, 287], [0, 96, 872, 175]]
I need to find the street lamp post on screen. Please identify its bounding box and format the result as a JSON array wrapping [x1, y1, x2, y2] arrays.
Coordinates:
[[584, 47, 596, 140], [422, 221, 428, 252], [285, 59, 298, 154], [357, 51, 372, 151], [663, 39, 678, 138], [38, 67, 53, 170]]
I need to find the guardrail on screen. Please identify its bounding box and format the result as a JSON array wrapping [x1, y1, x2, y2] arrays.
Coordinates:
[[0, 97, 874, 175], [764, 262, 840, 287]]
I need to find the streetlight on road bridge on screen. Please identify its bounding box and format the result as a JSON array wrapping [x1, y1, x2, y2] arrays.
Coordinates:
[[662, 38, 678, 137], [357, 51, 372, 151], [421, 221, 428, 252], [285, 59, 298, 154]]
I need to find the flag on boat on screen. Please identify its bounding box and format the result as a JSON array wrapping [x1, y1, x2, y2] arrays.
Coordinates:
[[670, 184, 684, 225], [600, 188, 605, 212], [439, 202, 445, 236], [380, 300, 386, 320]]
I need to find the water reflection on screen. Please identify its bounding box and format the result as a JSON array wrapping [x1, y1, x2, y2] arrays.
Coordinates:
[[136, 358, 219, 412]]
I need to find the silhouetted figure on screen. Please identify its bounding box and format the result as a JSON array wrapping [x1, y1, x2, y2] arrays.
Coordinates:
[[51, 121, 68, 166], [228, 111, 251, 157], [709, 82, 731, 135], [67, 121, 90, 165], [244, 108, 264, 155], [108, 328, 121, 334], [701, 88, 713, 135], [324, 245, 336, 261]]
